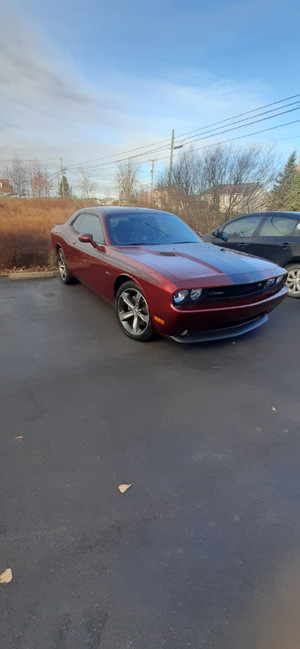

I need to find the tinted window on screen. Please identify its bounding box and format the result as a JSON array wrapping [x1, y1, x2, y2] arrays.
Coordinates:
[[223, 215, 262, 238], [74, 213, 104, 243], [72, 214, 83, 233], [106, 212, 200, 246], [258, 215, 299, 237]]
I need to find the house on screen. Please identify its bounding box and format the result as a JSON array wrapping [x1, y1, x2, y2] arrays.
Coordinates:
[[0, 179, 13, 197], [202, 183, 267, 214]]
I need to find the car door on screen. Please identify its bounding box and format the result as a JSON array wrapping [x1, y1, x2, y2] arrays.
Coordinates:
[[75, 212, 112, 299], [219, 214, 264, 254], [248, 214, 300, 266]]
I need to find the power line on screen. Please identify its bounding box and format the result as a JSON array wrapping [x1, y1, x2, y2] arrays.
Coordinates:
[[66, 107, 300, 173], [1, 92, 300, 176], [178, 105, 300, 146], [76, 117, 300, 172], [66, 92, 300, 171], [175, 92, 300, 140], [155, 118, 300, 162], [176, 100, 300, 146]]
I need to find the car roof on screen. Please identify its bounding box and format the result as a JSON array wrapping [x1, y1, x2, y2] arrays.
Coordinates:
[[76, 206, 175, 218], [235, 211, 300, 219]]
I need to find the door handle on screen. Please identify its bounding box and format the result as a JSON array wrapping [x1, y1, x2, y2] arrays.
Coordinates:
[[281, 242, 291, 248], [237, 242, 246, 247]]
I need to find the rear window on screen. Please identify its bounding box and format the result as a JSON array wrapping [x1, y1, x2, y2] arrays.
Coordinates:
[[259, 216, 299, 237]]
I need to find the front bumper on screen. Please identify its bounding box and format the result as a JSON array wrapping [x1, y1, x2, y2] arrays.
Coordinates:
[[169, 314, 268, 343], [153, 285, 287, 340]]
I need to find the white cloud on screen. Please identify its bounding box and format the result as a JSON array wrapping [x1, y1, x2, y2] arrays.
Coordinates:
[[0, 13, 127, 150], [1, 11, 281, 195]]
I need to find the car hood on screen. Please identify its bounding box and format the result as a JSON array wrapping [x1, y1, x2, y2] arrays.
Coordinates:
[[118, 242, 283, 286]]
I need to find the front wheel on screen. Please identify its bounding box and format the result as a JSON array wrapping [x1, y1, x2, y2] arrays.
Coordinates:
[[57, 247, 74, 284], [115, 281, 153, 341], [286, 264, 300, 298]]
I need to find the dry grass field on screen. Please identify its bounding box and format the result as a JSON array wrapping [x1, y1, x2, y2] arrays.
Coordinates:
[[0, 197, 219, 272], [0, 198, 98, 271]]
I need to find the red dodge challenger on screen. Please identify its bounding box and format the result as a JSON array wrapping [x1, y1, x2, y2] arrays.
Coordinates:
[[50, 206, 287, 343]]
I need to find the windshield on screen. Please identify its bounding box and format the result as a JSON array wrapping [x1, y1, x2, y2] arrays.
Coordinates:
[[106, 212, 200, 246]]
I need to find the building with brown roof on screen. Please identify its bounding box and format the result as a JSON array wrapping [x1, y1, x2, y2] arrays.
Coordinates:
[[0, 179, 13, 197]]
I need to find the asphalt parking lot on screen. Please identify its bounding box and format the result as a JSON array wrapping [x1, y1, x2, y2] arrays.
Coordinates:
[[1, 276, 300, 649]]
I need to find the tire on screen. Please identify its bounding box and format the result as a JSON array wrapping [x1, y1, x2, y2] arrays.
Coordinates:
[[57, 247, 75, 284], [115, 281, 153, 341], [285, 263, 300, 298]]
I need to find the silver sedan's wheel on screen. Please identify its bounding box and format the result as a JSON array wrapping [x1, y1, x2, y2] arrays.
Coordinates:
[[116, 282, 152, 341], [286, 264, 300, 298], [57, 248, 73, 284]]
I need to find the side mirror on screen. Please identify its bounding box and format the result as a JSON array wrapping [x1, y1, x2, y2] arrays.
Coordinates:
[[213, 229, 228, 242], [79, 233, 94, 244], [220, 231, 228, 242]]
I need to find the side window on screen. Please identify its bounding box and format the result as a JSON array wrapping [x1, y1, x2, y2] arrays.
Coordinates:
[[77, 214, 104, 244], [258, 216, 299, 237], [72, 214, 83, 233], [223, 215, 262, 238]]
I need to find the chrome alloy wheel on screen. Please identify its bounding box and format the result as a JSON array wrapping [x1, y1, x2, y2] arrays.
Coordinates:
[[286, 267, 300, 297], [57, 247, 74, 284], [118, 288, 150, 337]]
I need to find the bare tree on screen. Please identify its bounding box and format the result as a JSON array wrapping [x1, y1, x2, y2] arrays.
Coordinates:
[[116, 160, 139, 205], [155, 144, 278, 232], [4, 157, 28, 197], [29, 160, 52, 198], [78, 168, 97, 200]]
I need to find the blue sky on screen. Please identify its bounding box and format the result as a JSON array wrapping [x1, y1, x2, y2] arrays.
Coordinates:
[[1, 0, 300, 194]]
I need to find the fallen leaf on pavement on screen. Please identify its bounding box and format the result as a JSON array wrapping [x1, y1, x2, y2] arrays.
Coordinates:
[[272, 406, 277, 412], [118, 484, 132, 493], [0, 569, 12, 584], [14, 436, 24, 440]]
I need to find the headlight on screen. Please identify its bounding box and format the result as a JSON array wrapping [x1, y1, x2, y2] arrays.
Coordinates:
[[276, 275, 284, 285], [173, 289, 189, 305], [190, 288, 203, 301], [266, 277, 276, 287]]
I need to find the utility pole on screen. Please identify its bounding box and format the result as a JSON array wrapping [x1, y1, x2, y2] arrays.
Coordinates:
[[150, 160, 155, 206], [60, 158, 65, 198], [168, 129, 175, 186]]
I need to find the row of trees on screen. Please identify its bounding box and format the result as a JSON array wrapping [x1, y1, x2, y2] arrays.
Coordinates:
[[116, 146, 300, 229], [1, 158, 99, 200], [2, 147, 300, 227], [2, 159, 53, 198]]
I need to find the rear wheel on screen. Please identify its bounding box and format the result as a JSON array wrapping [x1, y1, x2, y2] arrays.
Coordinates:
[[57, 247, 74, 284], [115, 281, 153, 341], [286, 263, 300, 298]]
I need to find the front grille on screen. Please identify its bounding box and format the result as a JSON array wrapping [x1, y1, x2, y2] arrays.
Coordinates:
[[205, 281, 267, 301]]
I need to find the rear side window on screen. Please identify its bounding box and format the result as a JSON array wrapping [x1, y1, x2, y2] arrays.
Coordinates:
[[259, 215, 299, 237], [223, 215, 262, 238], [72, 214, 83, 232]]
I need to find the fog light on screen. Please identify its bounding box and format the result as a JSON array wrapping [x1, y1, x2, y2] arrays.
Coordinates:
[[190, 288, 203, 301]]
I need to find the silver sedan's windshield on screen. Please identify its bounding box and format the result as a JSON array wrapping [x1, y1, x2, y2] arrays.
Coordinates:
[[106, 212, 201, 246]]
